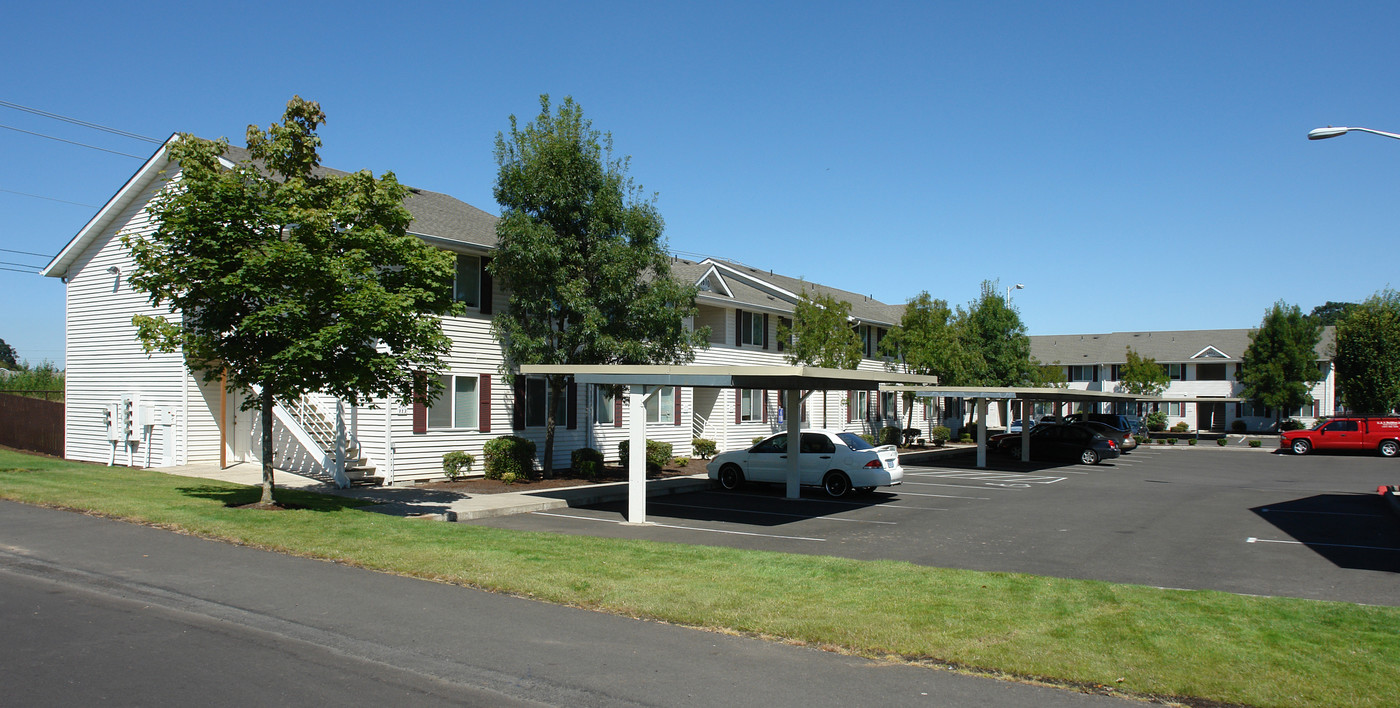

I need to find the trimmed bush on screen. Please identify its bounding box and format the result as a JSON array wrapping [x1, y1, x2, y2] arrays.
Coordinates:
[[1230, 419, 1247, 433], [959, 433, 973, 443], [1217, 438, 1228, 446], [1145, 410, 1168, 431], [1249, 439, 1262, 448], [571, 447, 605, 479], [672, 457, 689, 467], [1281, 418, 1306, 431], [931, 426, 951, 446], [752, 436, 766, 446], [879, 426, 903, 447], [483, 436, 536, 480], [441, 451, 475, 480], [1171, 421, 1190, 433], [618, 439, 673, 472], [860, 433, 877, 445], [1167, 437, 1178, 445], [692, 438, 717, 459], [500, 472, 518, 484], [1188, 438, 1198, 446]]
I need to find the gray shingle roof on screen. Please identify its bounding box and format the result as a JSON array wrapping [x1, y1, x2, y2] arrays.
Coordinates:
[[699, 258, 904, 326], [1030, 328, 1336, 364]]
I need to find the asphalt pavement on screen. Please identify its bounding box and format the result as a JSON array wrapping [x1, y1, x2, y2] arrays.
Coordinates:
[[0, 501, 1134, 707]]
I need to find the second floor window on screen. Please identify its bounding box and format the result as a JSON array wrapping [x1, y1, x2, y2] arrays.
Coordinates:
[[455, 254, 480, 307]]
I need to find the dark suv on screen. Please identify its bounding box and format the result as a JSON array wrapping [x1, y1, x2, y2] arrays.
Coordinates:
[[1064, 413, 1141, 436]]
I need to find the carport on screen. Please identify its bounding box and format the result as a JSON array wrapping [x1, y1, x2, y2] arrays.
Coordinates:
[[880, 385, 1142, 467], [521, 365, 939, 523]]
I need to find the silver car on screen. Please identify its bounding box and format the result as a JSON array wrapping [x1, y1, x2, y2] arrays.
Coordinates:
[[707, 429, 903, 498]]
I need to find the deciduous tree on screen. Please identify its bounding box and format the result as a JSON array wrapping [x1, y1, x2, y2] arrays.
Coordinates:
[[0, 338, 17, 369], [879, 291, 964, 427], [780, 289, 862, 428], [1117, 347, 1169, 398], [490, 95, 706, 477], [124, 97, 458, 504], [1239, 301, 1323, 424], [1333, 290, 1400, 415]]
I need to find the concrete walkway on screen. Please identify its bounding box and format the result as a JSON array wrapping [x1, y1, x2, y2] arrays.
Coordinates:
[[158, 445, 978, 522]]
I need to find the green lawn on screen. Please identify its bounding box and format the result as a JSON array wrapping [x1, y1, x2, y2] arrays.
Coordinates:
[[1, 448, 1396, 707]]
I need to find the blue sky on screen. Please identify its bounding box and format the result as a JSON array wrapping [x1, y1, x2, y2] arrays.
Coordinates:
[[4, 1, 1399, 367]]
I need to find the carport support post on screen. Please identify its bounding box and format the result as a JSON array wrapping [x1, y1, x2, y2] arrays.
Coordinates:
[[627, 384, 647, 524], [1021, 398, 1031, 462], [976, 397, 988, 468], [786, 389, 801, 499]]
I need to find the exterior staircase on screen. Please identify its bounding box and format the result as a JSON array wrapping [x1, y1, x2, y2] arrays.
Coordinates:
[[277, 396, 383, 487]]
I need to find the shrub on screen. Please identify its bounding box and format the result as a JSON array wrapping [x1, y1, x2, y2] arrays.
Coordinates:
[[618, 439, 673, 472], [1281, 418, 1306, 431], [752, 436, 766, 446], [1188, 438, 1198, 446], [959, 433, 973, 443], [1171, 421, 1190, 432], [1145, 410, 1168, 431], [1230, 419, 1247, 433], [483, 436, 536, 480], [672, 456, 690, 467], [441, 451, 475, 480], [878, 426, 902, 447], [860, 433, 877, 445], [500, 472, 518, 484], [571, 447, 605, 479], [1216, 438, 1227, 446], [1249, 439, 1262, 448], [1134, 434, 1149, 445], [692, 438, 717, 459], [1167, 437, 1177, 445], [931, 426, 951, 445]]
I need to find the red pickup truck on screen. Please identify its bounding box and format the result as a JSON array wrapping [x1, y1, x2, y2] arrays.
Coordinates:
[[1280, 417, 1400, 457]]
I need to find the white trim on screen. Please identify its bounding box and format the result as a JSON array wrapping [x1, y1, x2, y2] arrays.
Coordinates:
[[694, 264, 733, 297], [1191, 346, 1230, 359]]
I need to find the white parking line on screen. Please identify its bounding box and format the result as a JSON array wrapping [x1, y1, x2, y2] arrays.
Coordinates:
[[1258, 508, 1386, 518], [1246, 537, 1400, 552], [904, 481, 1022, 491], [532, 511, 827, 541], [911, 471, 1066, 484], [895, 490, 992, 500], [650, 501, 897, 524]]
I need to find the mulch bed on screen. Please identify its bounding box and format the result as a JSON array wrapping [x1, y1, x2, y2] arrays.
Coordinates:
[[417, 457, 712, 495]]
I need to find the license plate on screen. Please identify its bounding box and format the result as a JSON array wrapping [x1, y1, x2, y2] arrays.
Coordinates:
[[885, 459, 894, 469]]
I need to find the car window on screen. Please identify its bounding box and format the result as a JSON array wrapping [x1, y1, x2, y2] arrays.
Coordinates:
[[752, 434, 787, 453], [836, 432, 874, 450], [1326, 420, 1359, 432], [801, 433, 835, 454]]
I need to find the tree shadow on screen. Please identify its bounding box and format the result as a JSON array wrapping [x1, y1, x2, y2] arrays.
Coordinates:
[[1250, 494, 1400, 573], [176, 485, 374, 512]]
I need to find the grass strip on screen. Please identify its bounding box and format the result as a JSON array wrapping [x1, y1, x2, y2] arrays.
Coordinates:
[[1, 449, 1396, 708]]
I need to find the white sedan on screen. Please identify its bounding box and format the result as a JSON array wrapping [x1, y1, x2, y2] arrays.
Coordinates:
[[706, 429, 903, 498]]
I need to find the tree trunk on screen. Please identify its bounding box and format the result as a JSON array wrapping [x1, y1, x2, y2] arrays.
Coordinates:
[[260, 386, 276, 505]]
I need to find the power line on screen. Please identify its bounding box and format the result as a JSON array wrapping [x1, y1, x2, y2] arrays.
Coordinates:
[[0, 123, 145, 159], [0, 247, 56, 258], [0, 260, 45, 270], [0, 188, 98, 209], [0, 100, 160, 143], [0, 266, 40, 274]]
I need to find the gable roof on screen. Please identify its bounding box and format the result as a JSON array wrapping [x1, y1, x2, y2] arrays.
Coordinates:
[[1029, 328, 1336, 365]]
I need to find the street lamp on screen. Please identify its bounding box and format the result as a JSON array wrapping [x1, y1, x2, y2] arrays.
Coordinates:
[[1308, 126, 1400, 141], [1006, 283, 1024, 306]]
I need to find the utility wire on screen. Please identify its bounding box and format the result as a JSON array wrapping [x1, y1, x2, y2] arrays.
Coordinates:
[[0, 123, 144, 159], [0, 247, 55, 258], [0, 100, 159, 143], [0, 266, 39, 274], [0, 188, 98, 209], [0, 260, 45, 269]]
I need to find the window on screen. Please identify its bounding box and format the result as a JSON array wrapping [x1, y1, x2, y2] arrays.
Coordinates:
[[881, 392, 897, 420], [595, 389, 614, 424], [850, 390, 870, 419], [740, 389, 763, 422], [1196, 363, 1227, 381], [454, 254, 480, 307], [1165, 363, 1184, 380], [1325, 419, 1358, 432], [1166, 401, 1184, 417], [1069, 365, 1095, 382], [644, 386, 675, 424], [523, 376, 566, 428], [1110, 364, 1122, 381], [740, 311, 766, 346], [427, 374, 478, 429], [1242, 400, 1269, 418]]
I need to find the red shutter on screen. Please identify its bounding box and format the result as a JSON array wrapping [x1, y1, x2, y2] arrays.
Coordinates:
[[513, 377, 526, 430], [735, 388, 742, 423], [479, 374, 492, 432], [673, 387, 682, 425], [761, 390, 768, 422], [735, 309, 744, 346], [566, 379, 578, 430], [412, 371, 427, 434], [479, 257, 493, 314], [762, 314, 769, 349], [613, 393, 623, 427]]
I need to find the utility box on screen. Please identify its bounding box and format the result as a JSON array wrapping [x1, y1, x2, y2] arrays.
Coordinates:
[[104, 404, 121, 442], [119, 394, 140, 442]]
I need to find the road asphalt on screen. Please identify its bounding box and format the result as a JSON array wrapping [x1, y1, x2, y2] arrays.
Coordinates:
[[0, 500, 1135, 707]]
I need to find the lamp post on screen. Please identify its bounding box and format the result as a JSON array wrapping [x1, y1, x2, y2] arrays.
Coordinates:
[[1006, 283, 1024, 307], [1308, 126, 1400, 141]]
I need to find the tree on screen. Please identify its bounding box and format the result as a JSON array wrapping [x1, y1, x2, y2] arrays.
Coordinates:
[[952, 280, 1034, 387], [1117, 347, 1169, 398], [1238, 301, 1323, 425], [0, 338, 16, 369], [878, 291, 965, 428], [1308, 301, 1357, 327], [490, 95, 706, 477], [124, 97, 458, 505], [1028, 359, 1068, 389], [1333, 290, 1400, 415], [780, 289, 862, 428]]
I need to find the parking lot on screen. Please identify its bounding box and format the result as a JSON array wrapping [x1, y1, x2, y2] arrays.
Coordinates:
[[471, 446, 1400, 606]]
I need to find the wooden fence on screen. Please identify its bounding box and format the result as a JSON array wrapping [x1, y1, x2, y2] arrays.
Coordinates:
[[0, 392, 64, 456]]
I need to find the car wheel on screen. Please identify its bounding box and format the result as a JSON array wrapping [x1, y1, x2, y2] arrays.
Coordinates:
[[1291, 439, 1310, 455], [1080, 448, 1100, 465], [822, 471, 852, 498], [717, 464, 744, 491], [1380, 440, 1399, 458], [1006, 443, 1022, 458]]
